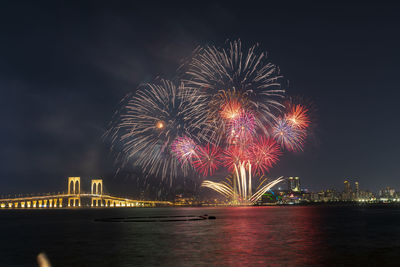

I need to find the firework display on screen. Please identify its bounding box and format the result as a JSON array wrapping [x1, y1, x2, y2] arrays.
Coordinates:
[[109, 40, 314, 204]]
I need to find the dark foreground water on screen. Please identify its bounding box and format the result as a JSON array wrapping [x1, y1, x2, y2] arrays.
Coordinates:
[[1, 205, 400, 266]]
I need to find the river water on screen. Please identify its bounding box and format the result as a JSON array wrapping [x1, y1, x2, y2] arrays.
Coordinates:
[[1, 205, 400, 266]]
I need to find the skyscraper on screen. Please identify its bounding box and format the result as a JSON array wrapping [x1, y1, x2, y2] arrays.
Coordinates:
[[343, 180, 352, 201], [355, 181, 359, 199], [344, 180, 351, 193], [288, 177, 300, 192]]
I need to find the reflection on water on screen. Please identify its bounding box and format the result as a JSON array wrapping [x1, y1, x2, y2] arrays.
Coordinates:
[[1, 206, 400, 266], [201, 207, 322, 266]]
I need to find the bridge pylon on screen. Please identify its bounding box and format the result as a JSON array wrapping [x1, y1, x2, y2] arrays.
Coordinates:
[[91, 179, 103, 195], [68, 177, 81, 207], [91, 179, 103, 207], [68, 177, 80, 195]]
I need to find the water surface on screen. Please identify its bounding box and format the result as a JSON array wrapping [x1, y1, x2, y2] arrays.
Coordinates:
[[1, 205, 400, 266]]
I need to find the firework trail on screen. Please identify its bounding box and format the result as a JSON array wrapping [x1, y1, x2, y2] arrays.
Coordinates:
[[249, 177, 285, 203], [201, 180, 234, 198], [201, 175, 285, 204]]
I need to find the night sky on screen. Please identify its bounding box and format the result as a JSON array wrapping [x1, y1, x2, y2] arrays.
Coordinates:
[[1, 1, 400, 196]]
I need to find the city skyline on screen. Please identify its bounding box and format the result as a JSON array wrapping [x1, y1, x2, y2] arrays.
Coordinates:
[[1, 175, 398, 201], [2, 175, 400, 207]]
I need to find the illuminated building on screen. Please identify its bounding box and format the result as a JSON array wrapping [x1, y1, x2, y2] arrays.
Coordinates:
[[174, 194, 198, 206], [315, 189, 341, 202], [344, 180, 351, 193], [342, 180, 352, 201], [379, 187, 396, 199], [260, 191, 282, 204], [355, 181, 359, 199], [288, 177, 301, 192]]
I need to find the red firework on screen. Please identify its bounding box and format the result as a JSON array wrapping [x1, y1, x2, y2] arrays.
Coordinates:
[[285, 104, 310, 130], [221, 145, 250, 172], [249, 137, 281, 175], [192, 144, 222, 176]]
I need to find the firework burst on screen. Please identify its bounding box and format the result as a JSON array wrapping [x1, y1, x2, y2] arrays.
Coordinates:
[[192, 144, 222, 176], [286, 104, 310, 130], [227, 111, 256, 145], [171, 136, 198, 164], [249, 137, 281, 175], [272, 118, 305, 152], [220, 96, 243, 120], [221, 145, 249, 172], [184, 40, 285, 135], [109, 79, 209, 180]]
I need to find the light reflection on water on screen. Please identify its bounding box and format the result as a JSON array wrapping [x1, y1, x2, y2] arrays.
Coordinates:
[[1, 206, 400, 266]]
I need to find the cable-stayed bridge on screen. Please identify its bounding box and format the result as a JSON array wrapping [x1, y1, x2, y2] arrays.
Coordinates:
[[0, 177, 172, 209]]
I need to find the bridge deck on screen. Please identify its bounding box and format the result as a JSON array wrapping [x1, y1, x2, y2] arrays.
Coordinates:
[[0, 177, 174, 207], [0, 194, 172, 206]]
